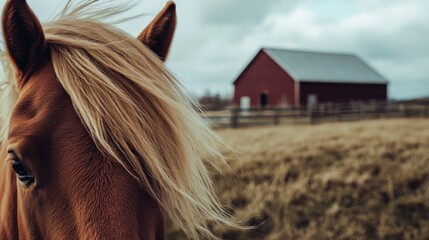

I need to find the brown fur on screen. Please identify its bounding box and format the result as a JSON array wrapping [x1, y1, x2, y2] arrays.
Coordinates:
[[0, 146, 17, 239], [0, 1, 178, 239]]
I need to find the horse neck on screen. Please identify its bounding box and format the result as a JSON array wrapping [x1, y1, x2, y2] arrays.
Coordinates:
[[0, 143, 18, 239]]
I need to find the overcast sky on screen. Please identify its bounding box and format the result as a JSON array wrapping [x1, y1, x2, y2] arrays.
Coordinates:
[[3, 0, 429, 100]]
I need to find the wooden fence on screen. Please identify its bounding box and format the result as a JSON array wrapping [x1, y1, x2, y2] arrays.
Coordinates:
[[203, 101, 429, 128]]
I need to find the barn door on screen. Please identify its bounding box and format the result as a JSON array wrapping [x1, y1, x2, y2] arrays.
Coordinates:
[[259, 92, 269, 108], [307, 94, 318, 108], [240, 96, 250, 116]]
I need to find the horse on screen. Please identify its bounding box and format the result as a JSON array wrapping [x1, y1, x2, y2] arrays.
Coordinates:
[[0, 0, 237, 239]]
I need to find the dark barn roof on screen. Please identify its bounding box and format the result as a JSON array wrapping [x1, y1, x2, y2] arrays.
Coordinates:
[[235, 48, 388, 85]]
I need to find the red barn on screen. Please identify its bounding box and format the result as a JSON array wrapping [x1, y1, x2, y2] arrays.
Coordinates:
[[233, 48, 388, 107]]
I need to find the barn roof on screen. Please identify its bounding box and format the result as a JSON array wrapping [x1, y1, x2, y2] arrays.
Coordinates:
[[262, 48, 388, 84]]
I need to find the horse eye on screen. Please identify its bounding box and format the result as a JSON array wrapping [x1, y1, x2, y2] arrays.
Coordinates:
[[8, 151, 34, 186], [11, 161, 34, 186], [12, 160, 29, 176]]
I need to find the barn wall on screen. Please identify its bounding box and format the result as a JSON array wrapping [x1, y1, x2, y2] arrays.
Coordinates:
[[299, 82, 388, 105], [233, 51, 296, 107]]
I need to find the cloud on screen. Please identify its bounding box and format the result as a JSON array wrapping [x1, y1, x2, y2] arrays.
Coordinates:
[[200, 0, 299, 26]]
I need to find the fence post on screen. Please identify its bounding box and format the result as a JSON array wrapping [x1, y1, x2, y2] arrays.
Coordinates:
[[364, 102, 368, 119], [308, 106, 316, 124], [357, 102, 364, 120], [336, 105, 341, 121], [274, 109, 281, 125], [231, 108, 239, 128], [403, 104, 409, 118], [383, 101, 388, 118], [424, 104, 429, 117]]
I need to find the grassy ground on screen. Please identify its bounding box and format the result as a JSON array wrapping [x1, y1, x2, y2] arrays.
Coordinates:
[[167, 119, 429, 239]]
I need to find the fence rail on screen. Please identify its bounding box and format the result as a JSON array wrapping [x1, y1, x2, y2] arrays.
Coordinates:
[[203, 101, 429, 128]]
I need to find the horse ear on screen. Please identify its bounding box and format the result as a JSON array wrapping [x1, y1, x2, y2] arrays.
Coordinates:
[[2, 0, 46, 75], [137, 1, 176, 62]]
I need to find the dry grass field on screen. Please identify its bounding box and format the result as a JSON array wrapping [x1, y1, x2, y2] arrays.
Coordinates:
[[167, 119, 429, 239]]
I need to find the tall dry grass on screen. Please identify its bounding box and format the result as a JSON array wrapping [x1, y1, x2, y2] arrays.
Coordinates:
[[167, 119, 429, 239]]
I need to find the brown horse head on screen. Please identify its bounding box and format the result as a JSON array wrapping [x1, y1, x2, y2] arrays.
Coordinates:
[[0, 1, 195, 239]]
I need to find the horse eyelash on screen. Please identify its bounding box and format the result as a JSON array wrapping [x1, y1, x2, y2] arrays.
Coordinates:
[[3, 157, 12, 166]]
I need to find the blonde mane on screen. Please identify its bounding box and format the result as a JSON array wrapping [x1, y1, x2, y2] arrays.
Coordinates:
[[0, 53, 18, 143], [0, 1, 238, 239]]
